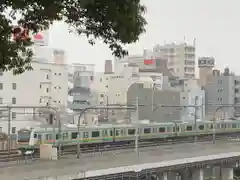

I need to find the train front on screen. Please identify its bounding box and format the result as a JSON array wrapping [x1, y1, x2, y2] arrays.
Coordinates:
[[17, 129, 34, 153]]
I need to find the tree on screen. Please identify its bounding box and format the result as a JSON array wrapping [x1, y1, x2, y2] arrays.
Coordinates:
[[0, 0, 147, 74]]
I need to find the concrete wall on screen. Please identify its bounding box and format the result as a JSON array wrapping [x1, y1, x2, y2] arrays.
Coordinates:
[[127, 83, 181, 122]]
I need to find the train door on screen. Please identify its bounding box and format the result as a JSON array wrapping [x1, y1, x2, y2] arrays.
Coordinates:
[[112, 128, 115, 142], [83, 131, 89, 142], [102, 129, 109, 141], [115, 129, 120, 141], [173, 123, 180, 137], [38, 134, 42, 144]]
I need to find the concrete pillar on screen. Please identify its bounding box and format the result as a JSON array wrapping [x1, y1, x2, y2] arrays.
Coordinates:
[[192, 169, 203, 180], [159, 172, 168, 180], [181, 170, 191, 180], [221, 168, 233, 180]]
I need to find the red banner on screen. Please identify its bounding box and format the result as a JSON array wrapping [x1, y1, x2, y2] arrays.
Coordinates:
[[144, 59, 154, 65]]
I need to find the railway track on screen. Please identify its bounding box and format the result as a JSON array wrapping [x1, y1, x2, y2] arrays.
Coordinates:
[[0, 134, 237, 162]]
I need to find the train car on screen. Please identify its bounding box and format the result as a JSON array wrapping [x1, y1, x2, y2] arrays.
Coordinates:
[[17, 119, 240, 152]]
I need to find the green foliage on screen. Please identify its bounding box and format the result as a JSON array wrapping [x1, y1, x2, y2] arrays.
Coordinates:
[[0, 0, 147, 74]]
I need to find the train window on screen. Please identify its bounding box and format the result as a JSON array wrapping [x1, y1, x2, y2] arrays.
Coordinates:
[[56, 134, 59, 140], [186, 126, 193, 131], [83, 132, 88, 138], [198, 125, 204, 130], [159, 127, 165, 133], [110, 130, 113, 136], [62, 133, 68, 140], [217, 124, 221, 129], [209, 124, 213, 129], [92, 131, 100, 138], [71, 132, 78, 139], [232, 124, 237, 128], [115, 130, 120, 136], [34, 134, 37, 138], [144, 128, 151, 134], [128, 129, 135, 135]]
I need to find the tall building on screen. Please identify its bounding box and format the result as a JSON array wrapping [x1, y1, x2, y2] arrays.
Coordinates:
[[68, 64, 95, 112], [153, 42, 196, 79], [198, 57, 215, 87], [204, 67, 239, 119], [0, 60, 69, 121]]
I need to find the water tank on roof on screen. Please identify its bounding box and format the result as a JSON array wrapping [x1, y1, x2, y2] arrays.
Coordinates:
[[212, 69, 220, 76]]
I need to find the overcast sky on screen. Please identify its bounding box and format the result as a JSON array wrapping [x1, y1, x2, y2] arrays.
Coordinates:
[[48, 0, 240, 73]]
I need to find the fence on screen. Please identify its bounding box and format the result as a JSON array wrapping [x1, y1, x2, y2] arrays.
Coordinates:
[[0, 140, 17, 151]]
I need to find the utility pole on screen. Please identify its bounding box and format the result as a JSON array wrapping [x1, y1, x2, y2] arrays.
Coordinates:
[[135, 96, 139, 156], [194, 96, 198, 143], [106, 95, 109, 121], [7, 108, 11, 157], [151, 76, 156, 111]]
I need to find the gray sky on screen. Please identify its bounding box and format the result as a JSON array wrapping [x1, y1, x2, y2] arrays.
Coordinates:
[[48, 0, 240, 73]]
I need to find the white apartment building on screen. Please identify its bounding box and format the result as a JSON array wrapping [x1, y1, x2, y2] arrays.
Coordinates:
[[0, 60, 69, 121], [153, 43, 196, 79]]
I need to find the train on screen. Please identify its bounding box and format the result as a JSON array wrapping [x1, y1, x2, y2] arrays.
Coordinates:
[[16, 119, 240, 152]]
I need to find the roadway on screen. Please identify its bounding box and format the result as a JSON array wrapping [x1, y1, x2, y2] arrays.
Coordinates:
[[1, 140, 240, 180]]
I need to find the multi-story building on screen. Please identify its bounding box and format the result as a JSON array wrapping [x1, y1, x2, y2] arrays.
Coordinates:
[[204, 66, 239, 119], [153, 42, 196, 79], [92, 59, 205, 123], [127, 82, 205, 122], [198, 57, 215, 87], [0, 60, 69, 121], [68, 64, 95, 112]]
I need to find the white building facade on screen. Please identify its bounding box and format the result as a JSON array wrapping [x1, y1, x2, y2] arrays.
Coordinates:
[[0, 61, 69, 121], [153, 43, 196, 79]]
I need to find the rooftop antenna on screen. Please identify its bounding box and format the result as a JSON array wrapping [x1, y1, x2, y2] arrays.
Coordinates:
[[193, 38, 196, 47]]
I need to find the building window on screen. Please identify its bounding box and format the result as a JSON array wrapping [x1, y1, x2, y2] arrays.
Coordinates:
[[105, 85, 108, 88], [12, 112, 16, 119], [0, 98, 3, 104], [12, 83, 17, 90], [46, 74, 49, 80], [11, 127, 16, 133], [12, 97, 16, 104], [0, 71, 3, 76], [0, 83, 3, 90], [46, 88, 49, 92], [100, 94, 104, 98]]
